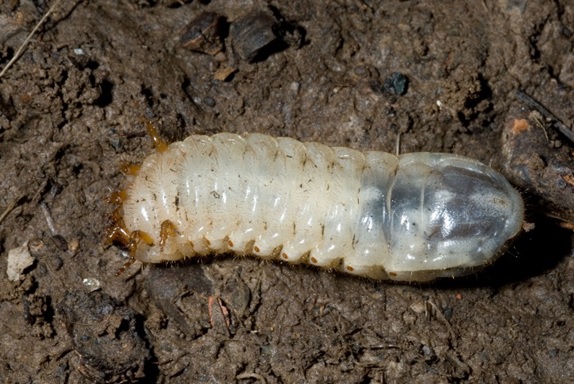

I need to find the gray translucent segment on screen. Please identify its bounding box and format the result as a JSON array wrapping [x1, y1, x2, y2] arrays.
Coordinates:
[[383, 153, 523, 279]]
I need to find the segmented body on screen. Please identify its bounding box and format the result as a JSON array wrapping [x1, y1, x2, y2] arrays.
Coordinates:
[[113, 132, 524, 282]]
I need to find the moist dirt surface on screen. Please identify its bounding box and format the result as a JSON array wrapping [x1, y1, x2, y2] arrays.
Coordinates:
[[1, 1, 574, 383]]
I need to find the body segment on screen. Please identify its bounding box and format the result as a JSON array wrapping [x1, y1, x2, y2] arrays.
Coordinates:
[[115, 132, 524, 282]]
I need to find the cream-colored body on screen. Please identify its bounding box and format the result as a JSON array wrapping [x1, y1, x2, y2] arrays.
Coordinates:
[[121, 133, 524, 282]]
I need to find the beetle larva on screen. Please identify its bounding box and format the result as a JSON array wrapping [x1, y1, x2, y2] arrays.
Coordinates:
[[109, 128, 524, 282]]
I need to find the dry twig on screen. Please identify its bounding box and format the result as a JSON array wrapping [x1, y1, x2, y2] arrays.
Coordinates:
[[0, 0, 63, 79]]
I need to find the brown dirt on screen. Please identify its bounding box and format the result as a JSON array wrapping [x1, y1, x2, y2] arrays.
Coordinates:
[[1, 1, 574, 383]]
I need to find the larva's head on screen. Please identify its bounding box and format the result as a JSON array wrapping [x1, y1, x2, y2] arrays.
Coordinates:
[[105, 120, 173, 273], [384, 153, 524, 282]]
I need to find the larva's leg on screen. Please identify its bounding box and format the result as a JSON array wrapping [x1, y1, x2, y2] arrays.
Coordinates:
[[130, 230, 155, 247], [106, 223, 130, 246], [120, 163, 141, 176], [108, 189, 128, 205], [105, 202, 131, 247], [141, 118, 168, 153], [115, 256, 136, 277], [106, 222, 134, 274], [115, 230, 154, 276], [159, 220, 178, 251]]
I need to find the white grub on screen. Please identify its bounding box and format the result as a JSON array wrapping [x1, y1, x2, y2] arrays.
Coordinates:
[[7, 241, 34, 282], [117, 133, 524, 282]]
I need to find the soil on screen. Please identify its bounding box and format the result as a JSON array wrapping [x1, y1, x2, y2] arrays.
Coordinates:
[[1, 1, 574, 383]]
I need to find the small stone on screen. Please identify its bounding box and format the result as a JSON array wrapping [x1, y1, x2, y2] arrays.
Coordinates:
[[383, 72, 409, 95], [82, 277, 102, 292], [7, 241, 35, 282], [180, 12, 225, 55], [230, 11, 280, 62]]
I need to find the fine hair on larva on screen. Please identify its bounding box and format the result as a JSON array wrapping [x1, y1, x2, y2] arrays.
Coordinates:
[[108, 122, 524, 282]]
